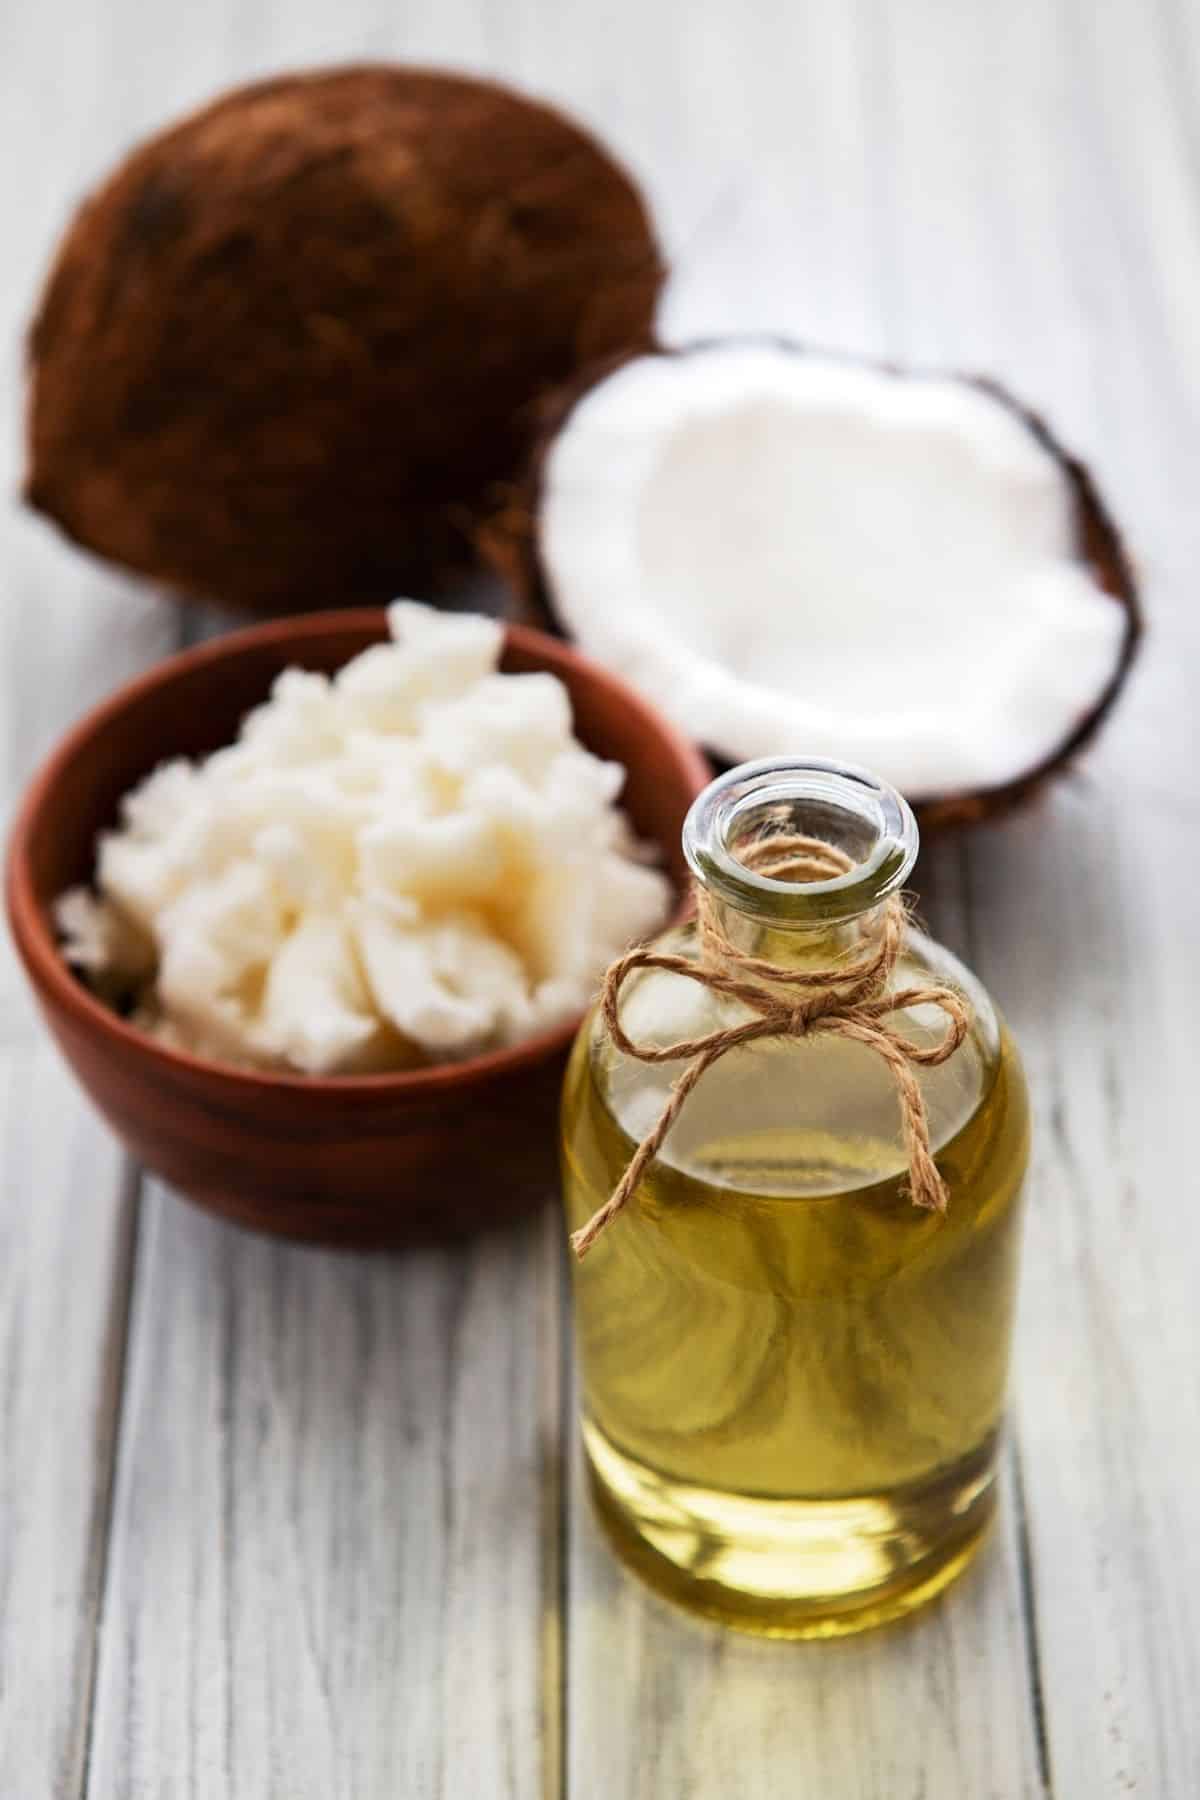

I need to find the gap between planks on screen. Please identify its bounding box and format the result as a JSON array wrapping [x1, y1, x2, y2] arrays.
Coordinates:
[[538, 1203, 569, 1800], [76, 1167, 145, 1799]]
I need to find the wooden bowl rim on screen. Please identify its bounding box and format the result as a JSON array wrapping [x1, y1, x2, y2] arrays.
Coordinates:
[[6, 608, 709, 1101]]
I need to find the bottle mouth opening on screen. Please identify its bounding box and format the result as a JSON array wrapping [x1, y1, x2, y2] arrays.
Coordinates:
[[682, 757, 919, 925]]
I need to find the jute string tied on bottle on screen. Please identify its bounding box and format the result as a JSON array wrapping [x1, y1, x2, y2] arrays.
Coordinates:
[[571, 833, 972, 1260]]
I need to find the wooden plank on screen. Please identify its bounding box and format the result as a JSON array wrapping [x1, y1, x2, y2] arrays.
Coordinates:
[[567, 1444, 1040, 1800], [8, 0, 1200, 1793], [0, 37, 181, 1779], [0, 413, 177, 1800], [556, 1, 1046, 1791], [0, 1047, 137, 1800], [878, 0, 1200, 1790], [2, 6, 564, 1796], [0, 9, 385, 1788], [0, 492, 178, 1796], [967, 787, 1200, 1799], [85, 1194, 560, 1799]]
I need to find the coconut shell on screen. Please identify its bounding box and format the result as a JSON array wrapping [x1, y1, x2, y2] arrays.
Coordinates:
[[25, 66, 664, 613], [486, 342, 1141, 831]]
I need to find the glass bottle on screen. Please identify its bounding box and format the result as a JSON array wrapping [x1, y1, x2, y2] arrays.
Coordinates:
[[560, 758, 1030, 1637]]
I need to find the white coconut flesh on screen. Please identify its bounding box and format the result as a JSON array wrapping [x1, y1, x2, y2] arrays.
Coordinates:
[[537, 346, 1129, 799]]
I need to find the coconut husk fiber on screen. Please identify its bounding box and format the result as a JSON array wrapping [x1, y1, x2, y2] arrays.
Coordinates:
[[25, 65, 664, 613]]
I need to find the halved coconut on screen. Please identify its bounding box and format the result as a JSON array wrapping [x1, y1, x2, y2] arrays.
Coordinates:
[[511, 344, 1138, 826]]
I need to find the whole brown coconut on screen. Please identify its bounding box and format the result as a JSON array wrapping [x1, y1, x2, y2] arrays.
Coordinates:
[[26, 66, 663, 613]]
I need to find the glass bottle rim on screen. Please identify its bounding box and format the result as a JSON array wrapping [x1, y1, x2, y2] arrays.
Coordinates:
[[682, 756, 919, 926]]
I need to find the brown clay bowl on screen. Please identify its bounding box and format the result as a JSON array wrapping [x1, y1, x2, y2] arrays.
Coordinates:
[[7, 610, 708, 1247]]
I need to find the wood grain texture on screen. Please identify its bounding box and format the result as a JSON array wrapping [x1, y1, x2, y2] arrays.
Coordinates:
[[86, 1196, 559, 1800], [872, 1, 1200, 1790], [556, 3, 1044, 1791], [0, 38, 181, 1777], [0, 2, 205, 1779], [3, 0, 1200, 1794], [566, 1422, 1043, 1800], [0, 1046, 137, 1799], [0, 571, 176, 1793]]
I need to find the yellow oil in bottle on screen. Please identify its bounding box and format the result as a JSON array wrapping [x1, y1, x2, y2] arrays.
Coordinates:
[[561, 940, 1030, 1637]]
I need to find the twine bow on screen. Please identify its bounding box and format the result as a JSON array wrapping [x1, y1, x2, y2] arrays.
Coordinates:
[[570, 835, 971, 1260]]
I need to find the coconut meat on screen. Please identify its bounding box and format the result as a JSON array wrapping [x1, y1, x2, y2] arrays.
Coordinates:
[[538, 346, 1129, 798], [55, 603, 672, 1074]]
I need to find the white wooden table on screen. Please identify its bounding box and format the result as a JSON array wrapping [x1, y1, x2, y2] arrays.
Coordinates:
[[3, 3, 1197, 1794]]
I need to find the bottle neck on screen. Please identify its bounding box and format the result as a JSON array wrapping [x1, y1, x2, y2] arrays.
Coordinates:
[[705, 894, 883, 970], [683, 757, 919, 963]]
